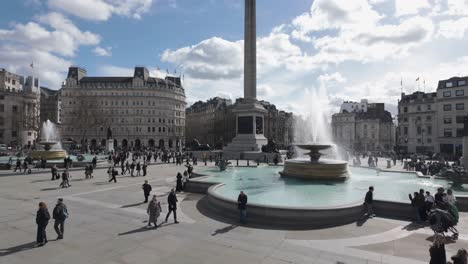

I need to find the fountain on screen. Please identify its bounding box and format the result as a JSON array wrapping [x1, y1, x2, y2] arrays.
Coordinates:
[[280, 86, 349, 181], [31, 120, 67, 160]]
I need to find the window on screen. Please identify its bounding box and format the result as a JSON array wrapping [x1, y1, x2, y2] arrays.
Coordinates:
[[0, 117, 3, 126], [456, 116, 465, 123], [426, 116, 432, 121], [446, 82, 454, 88], [427, 126, 432, 135], [457, 128, 464, 137], [444, 128, 453, 137], [459, 80, 466, 86], [12, 131, 17, 137], [12, 105, 18, 112], [0, 104, 3, 112], [456, 103, 465, 110], [416, 116, 422, 121], [427, 105, 432, 110], [444, 104, 452, 111], [404, 127, 408, 135], [444, 117, 452, 124], [417, 139, 421, 143], [417, 105, 421, 111], [443, 91, 451, 97], [404, 107, 408, 113], [417, 126, 422, 135], [456, 90, 464, 96], [427, 139, 432, 143], [12, 79, 16, 85], [404, 117, 408, 122]]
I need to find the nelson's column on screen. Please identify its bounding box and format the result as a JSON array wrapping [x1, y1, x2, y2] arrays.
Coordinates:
[[224, 0, 268, 156]]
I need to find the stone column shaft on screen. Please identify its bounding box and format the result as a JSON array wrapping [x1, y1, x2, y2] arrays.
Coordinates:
[[244, 0, 256, 99]]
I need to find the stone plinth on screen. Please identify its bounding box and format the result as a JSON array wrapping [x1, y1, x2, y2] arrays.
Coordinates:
[[106, 139, 115, 152]]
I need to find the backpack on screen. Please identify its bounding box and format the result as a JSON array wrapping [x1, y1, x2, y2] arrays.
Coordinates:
[[62, 206, 69, 219]]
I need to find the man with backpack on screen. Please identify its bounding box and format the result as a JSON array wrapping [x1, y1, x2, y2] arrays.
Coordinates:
[[53, 198, 68, 240]]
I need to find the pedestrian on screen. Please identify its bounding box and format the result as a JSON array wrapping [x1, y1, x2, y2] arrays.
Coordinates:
[[121, 161, 125, 175], [176, 172, 183, 192], [136, 162, 141, 176], [125, 161, 130, 174], [60, 169, 71, 188], [425, 191, 435, 213], [237, 191, 248, 224], [450, 249, 468, 264], [14, 158, 21, 172], [92, 156, 97, 169], [108, 167, 117, 183], [165, 189, 179, 224], [444, 189, 457, 206], [429, 234, 446, 264], [51, 165, 58, 181], [142, 162, 147, 176], [409, 192, 422, 223], [435, 187, 445, 206], [364, 186, 375, 218], [130, 161, 135, 177], [52, 198, 68, 240], [36, 202, 50, 247], [142, 180, 152, 203], [147, 195, 162, 228]]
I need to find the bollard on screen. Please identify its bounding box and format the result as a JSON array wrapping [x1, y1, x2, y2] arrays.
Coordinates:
[[236, 159, 239, 166], [247, 160, 250, 166], [257, 159, 259, 166]]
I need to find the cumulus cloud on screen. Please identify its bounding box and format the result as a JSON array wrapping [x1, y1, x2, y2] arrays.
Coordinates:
[[93, 46, 112, 56], [47, 0, 154, 21], [395, 0, 431, 16]]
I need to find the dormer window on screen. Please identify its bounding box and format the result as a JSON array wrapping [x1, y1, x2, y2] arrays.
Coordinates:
[[446, 82, 453, 88], [459, 80, 466, 86]]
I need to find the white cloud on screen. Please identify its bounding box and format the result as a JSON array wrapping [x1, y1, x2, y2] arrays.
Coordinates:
[[438, 17, 468, 39], [47, 0, 154, 21], [395, 0, 431, 17], [93, 46, 112, 56]]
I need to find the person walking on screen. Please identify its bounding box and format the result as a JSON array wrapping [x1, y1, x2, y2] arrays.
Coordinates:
[[92, 156, 97, 169], [130, 161, 135, 177], [52, 198, 68, 240], [51, 165, 58, 181], [165, 189, 179, 224], [237, 191, 248, 224], [60, 169, 71, 188], [364, 186, 375, 218], [142, 180, 152, 203], [175, 172, 183, 192], [429, 234, 446, 264], [108, 167, 117, 183], [36, 202, 50, 247], [444, 189, 457, 206], [142, 162, 147, 176], [136, 162, 141, 177], [147, 195, 162, 228], [14, 158, 21, 172]]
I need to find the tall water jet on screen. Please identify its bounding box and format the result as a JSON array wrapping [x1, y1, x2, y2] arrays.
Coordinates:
[[280, 86, 349, 180], [31, 120, 67, 160]]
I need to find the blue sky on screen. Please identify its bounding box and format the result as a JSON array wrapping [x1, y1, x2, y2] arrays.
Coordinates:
[[1, 0, 468, 115]]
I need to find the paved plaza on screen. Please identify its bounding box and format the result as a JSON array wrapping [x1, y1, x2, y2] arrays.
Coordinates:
[[1, 162, 468, 264]]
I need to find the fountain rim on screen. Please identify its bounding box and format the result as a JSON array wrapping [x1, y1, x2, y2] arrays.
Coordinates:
[[295, 144, 333, 151]]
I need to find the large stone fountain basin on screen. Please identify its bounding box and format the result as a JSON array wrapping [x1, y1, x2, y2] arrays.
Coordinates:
[[280, 159, 349, 181], [295, 144, 332, 152], [31, 150, 67, 160]]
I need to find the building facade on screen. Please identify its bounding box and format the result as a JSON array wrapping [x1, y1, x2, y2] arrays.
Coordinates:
[[0, 69, 40, 147], [332, 102, 394, 153], [60, 66, 186, 150], [397, 92, 437, 154], [397, 76, 468, 156], [185, 97, 294, 149], [40, 87, 61, 125]]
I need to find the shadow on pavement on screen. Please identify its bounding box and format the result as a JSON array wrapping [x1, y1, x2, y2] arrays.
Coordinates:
[[121, 202, 144, 208], [402, 222, 428, 231], [0, 242, 37, 257], [211, 224, 238, 236], [356, 216, 369, 227], [118, 226, 154, 236], [40, 187, 61, 191]]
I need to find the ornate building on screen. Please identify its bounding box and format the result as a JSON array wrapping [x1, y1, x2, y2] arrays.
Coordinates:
[[397, 76, 468, 156], [332, 102, 395, 153], [185, 97, 294, 149], [60, 66, 186, 150], [0, 68, 40, 147]]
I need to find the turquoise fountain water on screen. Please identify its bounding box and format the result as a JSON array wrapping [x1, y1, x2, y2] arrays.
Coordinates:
[[197, 166, 466, 208]]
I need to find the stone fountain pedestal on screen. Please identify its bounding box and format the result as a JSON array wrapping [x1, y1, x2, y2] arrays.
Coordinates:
[[31, 141, 67, 160], [280, 144, 349, 181]]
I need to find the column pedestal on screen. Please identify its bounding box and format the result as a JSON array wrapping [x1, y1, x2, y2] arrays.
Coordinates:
[[106, 139, 115, 153]]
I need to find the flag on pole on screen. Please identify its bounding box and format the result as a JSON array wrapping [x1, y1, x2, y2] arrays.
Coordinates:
[[30, 62, 34, 68], [416, 77, 420, 81], [166, 69, 169, 74]]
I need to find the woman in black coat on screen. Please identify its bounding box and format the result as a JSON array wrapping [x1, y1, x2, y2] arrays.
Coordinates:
[[175, 173, 183, 192], [36, 202, 50, 246]]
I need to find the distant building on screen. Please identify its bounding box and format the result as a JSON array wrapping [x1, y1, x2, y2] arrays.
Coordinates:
[[185, 98, 294, 149], [0, 68, 40, 147], [40, 87, 61, 125], [332, 101, 394, 152], [59, 66, 186, 150], [397, 76, 468, 156]]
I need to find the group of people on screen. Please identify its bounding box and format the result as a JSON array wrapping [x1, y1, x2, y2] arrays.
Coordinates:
[[142, 182, 179, 228], [35, 198, 68, 247], [409, 187, 457, 223]]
